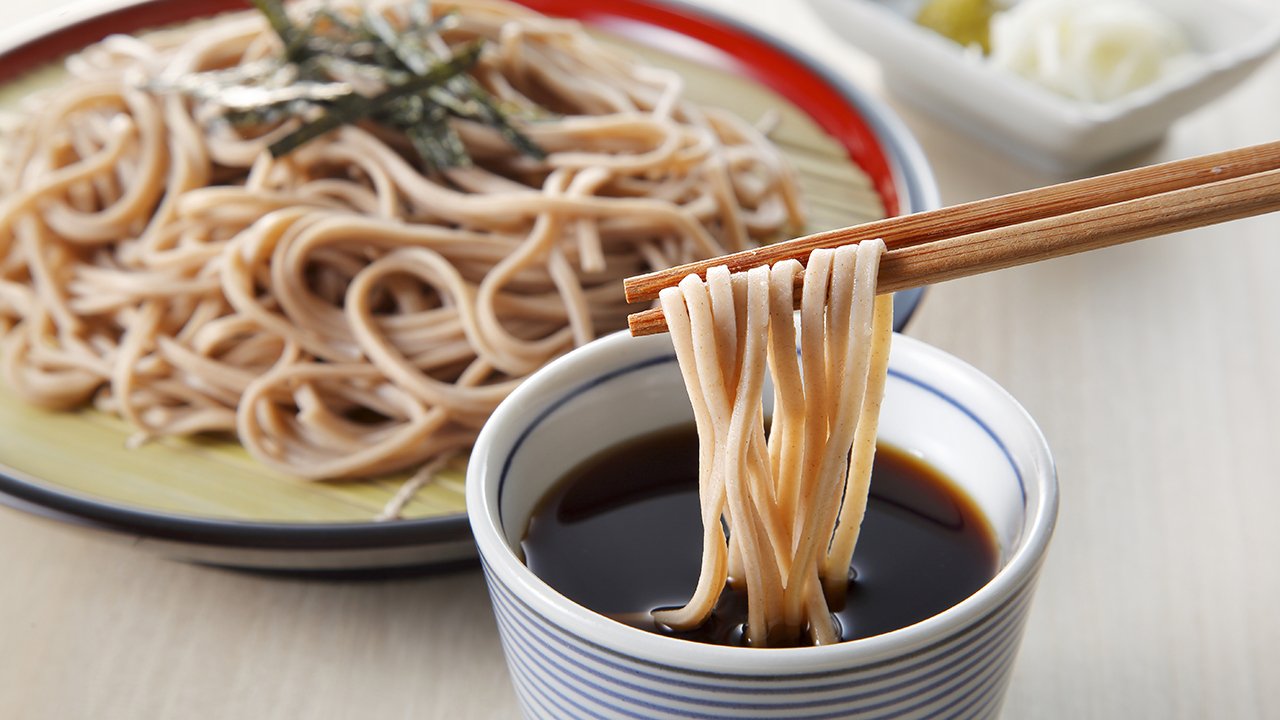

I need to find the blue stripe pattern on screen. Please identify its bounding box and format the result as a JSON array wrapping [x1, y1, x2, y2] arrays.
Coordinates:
[[483, 555, 1041, 719]]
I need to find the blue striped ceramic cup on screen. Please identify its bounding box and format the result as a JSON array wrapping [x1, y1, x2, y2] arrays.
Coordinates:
[[467, 330, 1058, 719]]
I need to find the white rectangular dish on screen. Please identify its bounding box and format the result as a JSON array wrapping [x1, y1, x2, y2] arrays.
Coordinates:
[[805, 0, 1280, 174]]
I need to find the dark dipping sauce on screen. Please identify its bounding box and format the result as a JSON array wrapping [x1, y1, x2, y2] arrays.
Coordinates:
[[521, 424, 999, 646]]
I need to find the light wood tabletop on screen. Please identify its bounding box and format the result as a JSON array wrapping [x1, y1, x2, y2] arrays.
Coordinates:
[[1, 1, 1278, 718]]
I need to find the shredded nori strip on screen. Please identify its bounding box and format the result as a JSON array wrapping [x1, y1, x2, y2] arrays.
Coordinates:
[[250, 0, 309, 62], [268, 41, 483, 158], [407, 105, 469, 169], [169, 1, 546, 172]]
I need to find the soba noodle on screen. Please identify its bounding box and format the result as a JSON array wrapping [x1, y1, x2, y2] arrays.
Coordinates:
[[0, 0, 807, 483], [655, 240, 892, 647]]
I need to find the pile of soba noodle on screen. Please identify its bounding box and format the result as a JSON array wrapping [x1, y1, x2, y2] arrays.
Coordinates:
[[657, 240, 892, 647], [0, 0, 804, 482]]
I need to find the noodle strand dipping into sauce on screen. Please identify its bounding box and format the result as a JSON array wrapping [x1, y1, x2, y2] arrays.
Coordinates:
[[524, 240, 993, 645], [521, 423, 998, 647], [523, 242, 996, 647]]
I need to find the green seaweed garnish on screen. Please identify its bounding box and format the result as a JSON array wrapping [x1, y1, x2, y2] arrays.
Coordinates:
[[268, 41, 483, 158], [163, 1, 546, 172], [250, 0, 308, 62]]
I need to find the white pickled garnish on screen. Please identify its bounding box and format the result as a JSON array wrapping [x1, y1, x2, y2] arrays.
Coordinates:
[[990, 0, 1195, 103]]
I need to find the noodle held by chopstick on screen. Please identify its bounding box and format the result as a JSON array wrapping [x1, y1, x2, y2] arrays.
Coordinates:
[[655, 240, 892, 647]]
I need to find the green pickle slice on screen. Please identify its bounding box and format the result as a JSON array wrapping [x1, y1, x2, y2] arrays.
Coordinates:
[[915, 0, 997, 54]]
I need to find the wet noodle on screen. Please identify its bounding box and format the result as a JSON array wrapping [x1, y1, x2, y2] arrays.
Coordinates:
[[655, 240, 892, 646]]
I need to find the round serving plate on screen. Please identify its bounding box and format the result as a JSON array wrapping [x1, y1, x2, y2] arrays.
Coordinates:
[[0, 0, 938, 574]]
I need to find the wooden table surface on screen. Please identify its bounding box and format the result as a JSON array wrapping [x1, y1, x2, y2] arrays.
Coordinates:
[[2, 1, 1278, 718]]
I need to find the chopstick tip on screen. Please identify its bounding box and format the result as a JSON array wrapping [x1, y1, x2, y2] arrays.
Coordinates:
[[627, 309, 666, 337]]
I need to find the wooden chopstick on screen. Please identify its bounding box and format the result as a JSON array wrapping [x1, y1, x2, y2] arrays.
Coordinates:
[[625, 142, 1280, 337], [624, 141, 1280, 305]]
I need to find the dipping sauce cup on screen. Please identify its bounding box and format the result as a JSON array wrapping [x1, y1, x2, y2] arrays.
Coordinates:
[[467, 330, 1058, 719]]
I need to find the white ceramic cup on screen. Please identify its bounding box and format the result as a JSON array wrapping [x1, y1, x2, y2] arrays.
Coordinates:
[[467, 330, 1058, 719]]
